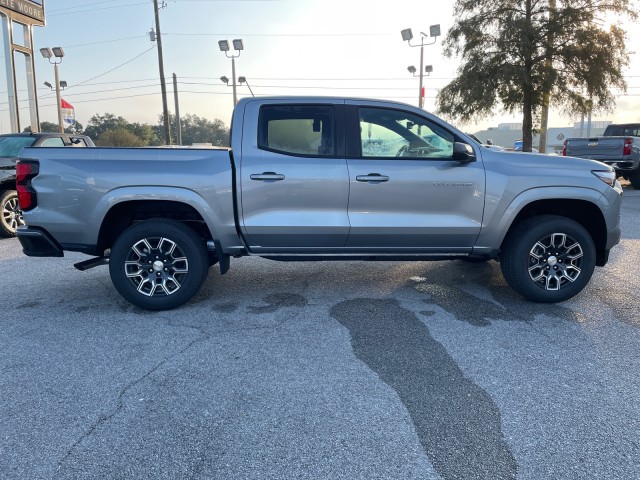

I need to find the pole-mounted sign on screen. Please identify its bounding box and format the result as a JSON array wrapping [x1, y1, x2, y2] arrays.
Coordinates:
[[1, 0, 45, 132], [0, 0, 45, 25]]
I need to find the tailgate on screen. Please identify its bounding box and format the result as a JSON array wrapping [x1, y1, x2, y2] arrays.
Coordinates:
[[565, 137, 625, 160]]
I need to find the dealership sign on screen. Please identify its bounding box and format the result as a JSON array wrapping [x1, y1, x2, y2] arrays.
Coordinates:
[[0, 0, 44, 24], [1, 0, 45, 132]]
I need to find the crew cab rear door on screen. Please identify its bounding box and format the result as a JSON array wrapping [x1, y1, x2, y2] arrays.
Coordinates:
[[238, 100, 350, 250], [344, 102, 485, 251]]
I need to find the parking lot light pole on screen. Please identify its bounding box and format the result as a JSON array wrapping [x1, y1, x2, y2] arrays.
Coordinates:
[[401, 26, 440, 108], [218, 39, 244, 106], [40, 47, 65, 133]]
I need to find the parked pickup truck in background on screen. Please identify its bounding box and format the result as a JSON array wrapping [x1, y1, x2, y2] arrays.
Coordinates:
[[0, 132, 94, 237], [563, 123, 640, 188], [15, 97, 623, 310]]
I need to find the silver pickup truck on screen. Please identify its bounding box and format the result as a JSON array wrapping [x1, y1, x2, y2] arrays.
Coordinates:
[[15, 97, 623, 310], [563, 123, 640, 188]]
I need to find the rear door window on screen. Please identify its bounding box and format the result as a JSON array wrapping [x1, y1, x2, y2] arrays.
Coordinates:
[[40, 137, 65, 147], [258, 105, 335, 157]]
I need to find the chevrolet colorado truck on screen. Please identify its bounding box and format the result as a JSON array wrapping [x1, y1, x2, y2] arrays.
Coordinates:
[[562, 123, 640, 188], [0, 132, 94, 237], [15, 97, 623, 310]]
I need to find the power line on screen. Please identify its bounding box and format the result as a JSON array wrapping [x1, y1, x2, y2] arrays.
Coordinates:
[[63, 36, 148, 49], [165, 32, 391, 37], [47, 2, 149, 17], [47, 0, 131, 13], [67, 46, 157, 90]]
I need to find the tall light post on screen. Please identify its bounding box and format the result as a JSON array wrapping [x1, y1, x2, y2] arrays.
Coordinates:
[[40, 47, 65, 133], [401, 26, 440, 108], [218, 39, 243, 106]]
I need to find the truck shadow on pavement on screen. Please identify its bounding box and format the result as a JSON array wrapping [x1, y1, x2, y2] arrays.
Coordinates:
[[410, 261, 585, 326], [331, 297, 518, 480]]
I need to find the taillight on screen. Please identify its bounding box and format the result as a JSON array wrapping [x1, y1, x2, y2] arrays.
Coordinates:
[[16, 160, 39, 211], [562, 139, 567, 156], [623, 138, 633, 156]]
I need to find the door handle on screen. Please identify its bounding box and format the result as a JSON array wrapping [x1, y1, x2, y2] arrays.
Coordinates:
[[356, 173, 389, 183], [250, 172, 285, 181]]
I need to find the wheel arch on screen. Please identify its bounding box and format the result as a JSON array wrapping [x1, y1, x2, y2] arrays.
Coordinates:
[[97, 199, 214, 253], [501, 198, 608, 266]]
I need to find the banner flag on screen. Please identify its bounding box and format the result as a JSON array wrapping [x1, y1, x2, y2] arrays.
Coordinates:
[[61, 99, 75, 125]]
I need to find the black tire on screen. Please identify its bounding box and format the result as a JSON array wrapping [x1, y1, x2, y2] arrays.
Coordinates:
[[109, 219, 209, 310], [0, 190, 23, 238], [628, 170, 640, 189], [500, 215, 596, 303]]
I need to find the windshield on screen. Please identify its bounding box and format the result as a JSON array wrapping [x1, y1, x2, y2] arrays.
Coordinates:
[[0, 136, 37, 157]]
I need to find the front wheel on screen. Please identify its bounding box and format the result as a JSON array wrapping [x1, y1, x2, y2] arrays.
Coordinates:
[[0, 190, 24, 238], [500, 215, 596, 303], [109, 219, 209, 310]]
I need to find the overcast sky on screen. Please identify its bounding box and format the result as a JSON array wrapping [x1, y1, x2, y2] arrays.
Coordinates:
[[2, 0, 639, 134]]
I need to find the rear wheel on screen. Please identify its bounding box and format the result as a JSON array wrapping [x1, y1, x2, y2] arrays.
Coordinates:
[[500, 215, 596, 303], [0, 190, 23, 238], [109, 219, 209, 310]]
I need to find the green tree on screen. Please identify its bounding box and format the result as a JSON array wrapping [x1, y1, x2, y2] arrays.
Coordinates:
[[128, 122, 161, 146], [84, 113, 130, 140], [23, 121, 85, 134], [158, 113, 230, 146], [436, 0, 634, 151], [96, 128, 146, 147], [84, 114, 161, 146]]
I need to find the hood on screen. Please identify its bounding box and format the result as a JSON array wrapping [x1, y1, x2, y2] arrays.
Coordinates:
[[0, 156, 17, 169], [482, 149, 613, 172]]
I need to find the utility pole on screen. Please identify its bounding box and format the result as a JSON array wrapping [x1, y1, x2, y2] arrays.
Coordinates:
[[173, 73, 182, 145], [54, 62, 63, 133], [153, 0, 171, 145], [538, 0, 556, 153]]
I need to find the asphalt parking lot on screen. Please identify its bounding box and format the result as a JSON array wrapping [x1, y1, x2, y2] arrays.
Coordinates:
[[1, 188, 639, 480]]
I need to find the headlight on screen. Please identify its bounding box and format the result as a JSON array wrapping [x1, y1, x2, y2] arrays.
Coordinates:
[[592, 170, 616, 187]]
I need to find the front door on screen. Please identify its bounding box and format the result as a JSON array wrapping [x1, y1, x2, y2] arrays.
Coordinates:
[[345, 104, 485, 252]]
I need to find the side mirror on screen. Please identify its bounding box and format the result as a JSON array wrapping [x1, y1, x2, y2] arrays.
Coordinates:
[[452, 142, 476, 162]]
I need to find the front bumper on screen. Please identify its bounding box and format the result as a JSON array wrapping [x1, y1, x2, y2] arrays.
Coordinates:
[[17, 226, 64, 257]]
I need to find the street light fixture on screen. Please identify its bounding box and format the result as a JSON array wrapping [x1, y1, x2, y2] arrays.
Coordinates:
[[238, 76, 255, 97], [219, 38, 244, 105], [43, 80, 67, 90], [40, 46, 65, 133], [407, 65, 433, 77], [401, 25, 441, 108]]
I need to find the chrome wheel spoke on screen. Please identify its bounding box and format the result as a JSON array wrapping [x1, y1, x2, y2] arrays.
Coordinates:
[[125, 235, 189, 297], [528, 231, 583, 291]]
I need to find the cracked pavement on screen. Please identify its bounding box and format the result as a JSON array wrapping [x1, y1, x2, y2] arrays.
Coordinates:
[[1, 188, 639, 480]]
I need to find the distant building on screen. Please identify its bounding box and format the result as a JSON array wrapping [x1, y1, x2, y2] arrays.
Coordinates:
[[474, 120, 612, 154]]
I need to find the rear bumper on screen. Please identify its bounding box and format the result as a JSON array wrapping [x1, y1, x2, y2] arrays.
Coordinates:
[[603, 160, 640, 173], [17, 226, 64, 257]]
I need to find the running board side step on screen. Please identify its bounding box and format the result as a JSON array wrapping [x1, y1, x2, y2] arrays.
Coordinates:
[[74, 256, 109, 271]]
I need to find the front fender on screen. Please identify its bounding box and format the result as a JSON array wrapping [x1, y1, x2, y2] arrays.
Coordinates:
[[473, 186, 611, 253]]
